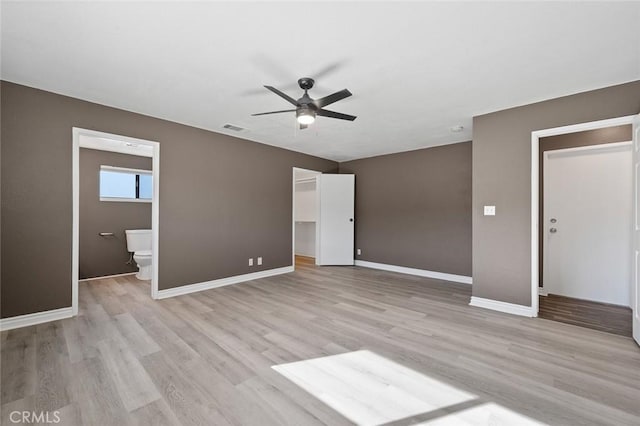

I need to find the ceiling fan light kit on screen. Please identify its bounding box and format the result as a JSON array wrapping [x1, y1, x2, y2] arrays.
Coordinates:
[[296, 106, 316, 125], [252, 77, 356, 129]]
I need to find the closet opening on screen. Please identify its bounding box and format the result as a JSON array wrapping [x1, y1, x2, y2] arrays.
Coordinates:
[[292, 167, 321, 269]]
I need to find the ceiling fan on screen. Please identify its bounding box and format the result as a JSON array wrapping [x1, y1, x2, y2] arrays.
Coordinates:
[[252, 78, 356, 129]]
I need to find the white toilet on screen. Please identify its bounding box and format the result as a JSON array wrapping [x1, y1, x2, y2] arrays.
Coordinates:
[[125, 229, 152, 281]]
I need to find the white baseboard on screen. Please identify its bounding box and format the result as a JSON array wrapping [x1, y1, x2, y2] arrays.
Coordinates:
[[157, 266, 294, 299], [354, 260, 472, 285], [469, 296, 536, 317], [0, 307, 74, 331], [81, 272, 136, 282], [538, 287, 548, 296]]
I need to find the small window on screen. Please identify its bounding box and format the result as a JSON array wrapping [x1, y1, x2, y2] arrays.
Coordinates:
[[99, 166, 152, 202], [138, 173, 153, 200]]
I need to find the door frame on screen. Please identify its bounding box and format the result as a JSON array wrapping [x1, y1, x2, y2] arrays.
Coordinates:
[[72, 128, 160, 315], [292, 167, 322, 269], [530, 115, 636, 316], [542, 141, 632, 304]]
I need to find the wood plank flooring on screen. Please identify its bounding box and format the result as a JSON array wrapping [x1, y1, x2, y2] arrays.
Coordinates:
[[2, 260, 640, 425], [539, 294, 632, 337]]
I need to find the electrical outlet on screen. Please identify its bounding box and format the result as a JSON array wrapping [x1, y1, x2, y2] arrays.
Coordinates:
[[248, 258, 253, 266], [484, 205, 496, 216], [257, 257, 263, 266], [356, 248, 362, 255]]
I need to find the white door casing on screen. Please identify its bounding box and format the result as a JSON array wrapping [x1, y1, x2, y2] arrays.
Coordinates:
[[316, 174, 355, 266], [292, 167, 321, 261], [73, 128, 160, 315], [543, 143, 632, 306], [632, 114, 640, 345]]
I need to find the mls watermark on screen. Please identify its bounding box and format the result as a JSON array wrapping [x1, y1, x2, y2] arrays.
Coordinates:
[[9, 411, 61, 424]]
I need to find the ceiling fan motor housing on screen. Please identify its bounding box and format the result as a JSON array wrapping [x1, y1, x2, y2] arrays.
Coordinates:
[[298, 77, 315, 91]]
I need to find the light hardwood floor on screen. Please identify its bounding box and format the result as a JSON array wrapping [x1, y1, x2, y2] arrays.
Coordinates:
[[2, 260, 640, 425]]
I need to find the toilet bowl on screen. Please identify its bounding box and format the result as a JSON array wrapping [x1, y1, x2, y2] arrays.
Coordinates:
[[125, 229, 152, 281], [133, 250, 152, 280]]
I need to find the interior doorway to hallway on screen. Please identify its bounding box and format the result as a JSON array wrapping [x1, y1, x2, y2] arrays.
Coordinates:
[[537, 124, 633, 336]]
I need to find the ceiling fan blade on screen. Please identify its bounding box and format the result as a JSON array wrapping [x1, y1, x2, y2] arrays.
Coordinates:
[[311, 62, 343, 80], [251, 109, 296, 116], [313, 89, 352, 109], [300, 123, 308, 130], [264, 86, 299, 106], [317, 109, 357, 121]]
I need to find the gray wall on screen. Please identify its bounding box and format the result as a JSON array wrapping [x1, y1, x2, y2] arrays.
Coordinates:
[[79, 148, 152, 279], [538, 125, 632, 285], [339, 141, 472, 276], [473, 80, 640, 306], [1, 81, 337, 318]]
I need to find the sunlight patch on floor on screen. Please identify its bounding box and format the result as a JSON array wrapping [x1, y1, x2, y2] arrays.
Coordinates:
[[416, 402, 544, 425], [272, 350, 544, 426]]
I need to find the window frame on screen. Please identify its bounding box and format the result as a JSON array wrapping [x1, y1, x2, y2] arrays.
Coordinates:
[[99, 165, 153, 203]]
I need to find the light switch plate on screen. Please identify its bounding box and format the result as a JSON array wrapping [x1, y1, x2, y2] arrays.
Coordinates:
[[257, 257, 263, 265], [248, 258, 254, 266], [484, 205, 496, 216]]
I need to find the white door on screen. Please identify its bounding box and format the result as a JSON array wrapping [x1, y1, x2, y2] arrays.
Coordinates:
[[632, 115, 640, 345], [543, 143, 632, 306], [316, 174, 355, 265]]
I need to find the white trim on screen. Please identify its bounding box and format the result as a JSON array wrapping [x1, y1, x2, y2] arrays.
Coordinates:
[[72, 132, 80, 316], [73, 128, 161, 317], [292, 167, 321, 269], [151, 140, 160, 300], [538, 287, 548, 296], [0, 307, 73, 331], [80, 272, 137, 282], [100, 165, 152, 175], [354, 260, 472, 284], [530, 115, 636, 319], [80, 133, 153, 157], [315, 174, 322, 265], [543, 141, 631, 157], [99, 197, 153, 203], [156, 266, 294, 299], [469, 296, 535, 317], [532, 116, 636, 138]]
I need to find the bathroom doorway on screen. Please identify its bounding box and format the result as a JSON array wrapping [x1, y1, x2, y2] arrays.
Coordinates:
[[72, 128, 160, 316]]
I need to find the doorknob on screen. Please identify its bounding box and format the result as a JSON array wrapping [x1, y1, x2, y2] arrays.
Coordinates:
[[349, 218, 354, 222], [550, 228, 557, 233]]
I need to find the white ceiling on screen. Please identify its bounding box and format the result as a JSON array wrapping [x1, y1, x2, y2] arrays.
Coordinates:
[[2, 2, 639, 161]]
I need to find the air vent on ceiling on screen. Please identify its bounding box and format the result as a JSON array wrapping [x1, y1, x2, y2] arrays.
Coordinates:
[[223, 124, 246, 132]]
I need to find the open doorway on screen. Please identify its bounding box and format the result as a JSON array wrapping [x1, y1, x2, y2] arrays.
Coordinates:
[[292, 167, 321, 269], [72, 128, 160, 316], [80, 152, 152, 281], [537, 124, 633, 336], [292, 168, 356, 270]]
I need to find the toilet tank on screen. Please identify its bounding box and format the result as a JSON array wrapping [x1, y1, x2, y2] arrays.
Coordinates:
[[125, 229, 152, 252]]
